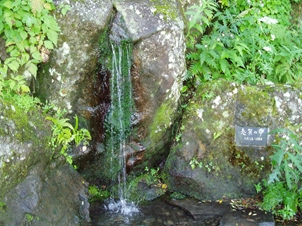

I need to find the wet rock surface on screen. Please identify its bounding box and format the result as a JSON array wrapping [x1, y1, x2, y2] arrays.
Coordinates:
[[169, 199, 274, 226], [89, 198, 278, 226]]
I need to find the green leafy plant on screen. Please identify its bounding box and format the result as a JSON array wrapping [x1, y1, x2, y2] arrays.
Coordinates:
[[25, 213, 34, 222], [59, 3, 70, 16], [259, 128, 302, 220], [46, 109, 91, 166], [144, 166, 162, 186], [88, 185, 110, 202], [189, 157, 203, 170], [185, 0, 218, 49], [0, 0, 60, 96], [0, 201, 6, 213], [185, 0, 302, 84], [170, 192, 187, 200]]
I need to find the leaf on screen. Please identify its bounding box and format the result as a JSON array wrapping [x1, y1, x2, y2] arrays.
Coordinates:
[[7, 60, 20, 71], [44, 3, 52, 11], [74, 115, 79, 132], [288, 152, 302, 173], [2, 0, 13, 9], [31, 0, 45, 14], [46, 29, 58, 46], [31, 50, 42, 61], [42, 15, 60, 31], [268, 168, 281, 184], [220, 59, 230, 75], [20, 53, 30, 66], [20, 84, 30, 93], [284, 159, 293, 189], [25, 61, 38, 78], [43, 40, 53, 49], [270, 145, 285, 166], [0, 22, 4, 34], [20, 30, 28, 40]]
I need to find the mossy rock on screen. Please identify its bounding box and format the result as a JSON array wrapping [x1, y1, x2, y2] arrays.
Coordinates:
[[0, 98, 54, 198], [164, 79, 302, 200]]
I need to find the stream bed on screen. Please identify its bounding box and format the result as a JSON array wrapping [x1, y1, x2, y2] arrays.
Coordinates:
[[88, 197, 301, 226]]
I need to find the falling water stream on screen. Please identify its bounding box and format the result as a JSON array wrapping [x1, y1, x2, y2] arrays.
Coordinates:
[[104, 40, 139, 216]]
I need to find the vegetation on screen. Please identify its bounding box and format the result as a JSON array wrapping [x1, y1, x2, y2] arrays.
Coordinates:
[[185, 0, 302, 221], [0, 0, 60, 95], [0, 202, 6, 213], [185, 0, 302, 86], [88, 185, 110, 202], [257, 128, 302, 220], [46, 108, 91, 167], [0, 0, 88, 167]]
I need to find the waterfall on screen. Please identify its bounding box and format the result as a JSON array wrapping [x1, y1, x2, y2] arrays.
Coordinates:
[[104, 40, 139, 215]]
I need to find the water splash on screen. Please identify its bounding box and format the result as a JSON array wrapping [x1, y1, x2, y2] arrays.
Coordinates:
[[105, 198, 139, 216]]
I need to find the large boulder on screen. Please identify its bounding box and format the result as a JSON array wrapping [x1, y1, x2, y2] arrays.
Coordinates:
[[0, 100, 90, 225], [52, 0, 187, 185], [164, 79, 302, 200], [36, 0, 113, 137], [117, 0, 186, 168]]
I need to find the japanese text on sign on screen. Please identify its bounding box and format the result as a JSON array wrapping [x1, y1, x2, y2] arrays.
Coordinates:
[[235, 125, 268, 147]]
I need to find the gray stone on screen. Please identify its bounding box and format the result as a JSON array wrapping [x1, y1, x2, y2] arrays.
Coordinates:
[[169, 198, 275, 226], [36, 0, 113, 115], [74, 0, 186, 183], [164, 80, 302, 200], [0, 101, 90, 226], [220, 209, 275, 226]]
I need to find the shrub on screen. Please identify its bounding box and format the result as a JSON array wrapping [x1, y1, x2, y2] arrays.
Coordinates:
[[185, 0, 302, 85], [260, 128, 302, 220]]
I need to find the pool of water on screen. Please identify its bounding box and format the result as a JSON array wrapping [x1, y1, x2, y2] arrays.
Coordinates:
[[89, 197, 302, 226], [90, 198, 204, 226]]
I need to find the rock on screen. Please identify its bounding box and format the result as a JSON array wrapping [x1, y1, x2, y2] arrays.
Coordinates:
[[76, 0, 186, 185], [115, 0, 186, 169], [164, 79, 302, 200], [169, 198, 274, 226], [220, 209, 275, 226], [0, 101, 90, 225], [36, 0, 113, 120]]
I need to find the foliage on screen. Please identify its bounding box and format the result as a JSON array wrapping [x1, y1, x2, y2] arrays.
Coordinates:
[[185, 0, 218, 49], [0, 201, 6, 213], [2, 90, 41, 112], [25, 213, 34, 222], [259, 128, 302, 220], [185, 0, 302, 85], [0, 0, 60, 94], [170, 192, 186, 200], [125, 167, 167, 202], [88, 185, 110, 202], [46, 109, 91, 167], [189, 157, 203, 170], [143, 167, 163, 186]]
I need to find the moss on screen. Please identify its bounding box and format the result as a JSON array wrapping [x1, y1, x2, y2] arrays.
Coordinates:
[[236, 86, 273, 126], [150, 0, 179, 20], [149, 101, 175, 143], [0, 201, 6, 215], [0, 98, 53, 199], [125, 172, 166, 202], [88, 185, 110, 203]]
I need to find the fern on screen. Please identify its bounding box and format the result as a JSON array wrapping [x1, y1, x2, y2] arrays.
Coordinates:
[[260, 128, 302, 220]]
